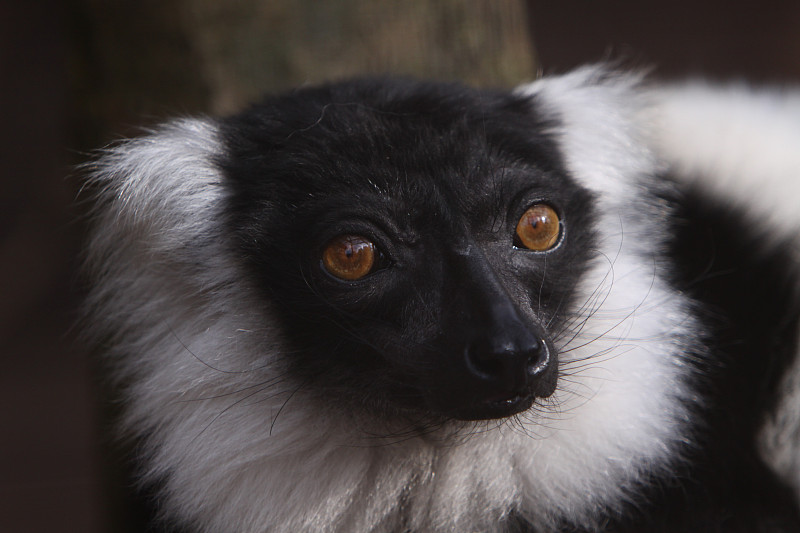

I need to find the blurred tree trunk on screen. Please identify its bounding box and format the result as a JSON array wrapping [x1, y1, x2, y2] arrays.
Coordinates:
[[187, 0, 538, 114]]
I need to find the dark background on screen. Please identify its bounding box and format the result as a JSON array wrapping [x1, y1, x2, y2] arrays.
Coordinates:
[[2, 1, 800, 531]]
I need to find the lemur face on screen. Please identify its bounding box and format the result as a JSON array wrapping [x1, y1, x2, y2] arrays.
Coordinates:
[[221, 80, 597, 422]]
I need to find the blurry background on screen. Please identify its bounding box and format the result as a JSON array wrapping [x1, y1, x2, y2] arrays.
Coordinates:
[[2, 1, 800, 531]]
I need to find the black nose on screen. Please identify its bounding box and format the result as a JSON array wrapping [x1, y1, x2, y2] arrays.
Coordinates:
[[465, 334, 550, 392], [442, 324, 555, 420]]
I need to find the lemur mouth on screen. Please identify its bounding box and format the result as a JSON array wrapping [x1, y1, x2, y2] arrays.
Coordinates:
[[455, 392, 536, 421]]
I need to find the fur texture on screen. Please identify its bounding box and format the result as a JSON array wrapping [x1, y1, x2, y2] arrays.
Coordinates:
[[84, 67, 800, 532], [645, 80, 800, 505]]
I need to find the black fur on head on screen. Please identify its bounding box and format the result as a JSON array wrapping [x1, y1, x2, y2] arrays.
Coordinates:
[[219, 78, 597, 423]]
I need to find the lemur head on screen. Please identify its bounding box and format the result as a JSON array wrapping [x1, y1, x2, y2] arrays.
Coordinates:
[[220, 79, 598, 423]]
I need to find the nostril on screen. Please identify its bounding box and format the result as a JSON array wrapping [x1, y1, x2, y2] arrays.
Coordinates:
[[526, 341, 550, 376]]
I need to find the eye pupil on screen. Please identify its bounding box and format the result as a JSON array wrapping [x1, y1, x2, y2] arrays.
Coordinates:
[[515, 204, 561, 251], [322, 235, 376, 280]]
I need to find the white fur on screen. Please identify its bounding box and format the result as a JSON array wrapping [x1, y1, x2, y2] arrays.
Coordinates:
[[87, 69, 784, 532], [645, 82, 800, 233]]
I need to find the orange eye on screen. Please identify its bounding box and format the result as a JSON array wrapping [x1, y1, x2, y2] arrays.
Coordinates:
[[322, 235, 376, 280], [515, 204, 561, 251]]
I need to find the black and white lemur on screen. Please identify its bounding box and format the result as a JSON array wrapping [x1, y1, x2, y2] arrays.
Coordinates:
[[83, 66, 800, 532]]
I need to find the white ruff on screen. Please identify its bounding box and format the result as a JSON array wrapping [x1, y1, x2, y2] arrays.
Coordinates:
[[86, 71, 700, 532]]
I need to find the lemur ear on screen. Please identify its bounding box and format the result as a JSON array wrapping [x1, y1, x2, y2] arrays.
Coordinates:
[[85, 119, 224, 255], [83, 119, 235, 345]]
